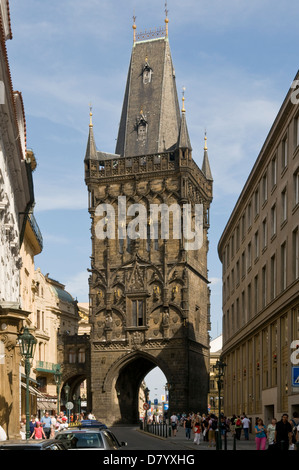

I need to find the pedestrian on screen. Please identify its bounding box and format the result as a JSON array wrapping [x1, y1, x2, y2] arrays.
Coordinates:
[[29, 415, 37, 438], [30, 421, 46, 440], [235, 416, 242, 440], [202, 414, 209, 442], [50, 414, 57, 438], [184, 415, 192, 440], [170, 413, 178, 437], [193, 418, 201, 445], [275, 414, 293, 451], [267, 418, 277, 451], [208, 414, 217, 447], [290, 412, 299, 450], [242, 415, 250, 440], [255, 418, 267, 450], [57, 416, 68, 431], [230, 414, 236, 437], [40, 411, 52, 439]]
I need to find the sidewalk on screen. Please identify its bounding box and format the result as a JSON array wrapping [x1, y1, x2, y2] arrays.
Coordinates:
[[140, 426, 257, 451]]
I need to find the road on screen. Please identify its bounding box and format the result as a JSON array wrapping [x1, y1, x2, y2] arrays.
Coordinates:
[[110, 425, 257, 451]]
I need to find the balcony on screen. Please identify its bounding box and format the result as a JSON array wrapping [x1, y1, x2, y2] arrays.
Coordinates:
[[36, 361, 58, 374]]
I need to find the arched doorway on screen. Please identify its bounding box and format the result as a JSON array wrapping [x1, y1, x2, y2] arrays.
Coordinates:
[[101, 351, 172, 425]]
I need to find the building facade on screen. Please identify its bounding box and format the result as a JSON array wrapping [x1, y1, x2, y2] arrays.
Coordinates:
[[85, 17, 213, 425], [218, 71, 299, 425], [0, 0, 41, 439]]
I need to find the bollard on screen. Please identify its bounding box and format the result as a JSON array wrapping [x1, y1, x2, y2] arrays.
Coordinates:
[[233, 434, 236, 450]]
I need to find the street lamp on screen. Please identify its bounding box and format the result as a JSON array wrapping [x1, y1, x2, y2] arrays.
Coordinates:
[[144, 387, 150, 430], [213, 358, 226, 450], [54, 366, 62, 415], [64, 383, 70, 422], [18, 327, 37, 440]]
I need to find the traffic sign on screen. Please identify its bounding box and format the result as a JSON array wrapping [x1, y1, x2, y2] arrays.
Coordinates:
[[143, 403, 150, 410], [292, 367, 299, 387], [66, 401, 74, 410], [154, 398, 158, 405]]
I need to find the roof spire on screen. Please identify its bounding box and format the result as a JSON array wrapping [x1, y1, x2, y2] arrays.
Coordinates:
[[165, 1, 169, 37], [201, 130, 213, 181], [89, 103, 93, 128], [204, 129, 208, 150], [133, 12, 137, 43], [182, 87, 186, 113]]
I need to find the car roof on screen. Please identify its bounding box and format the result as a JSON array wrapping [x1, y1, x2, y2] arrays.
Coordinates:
[[0, 439, 64, 448]]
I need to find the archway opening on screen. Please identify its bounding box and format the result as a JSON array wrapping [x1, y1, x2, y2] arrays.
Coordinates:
[[113, 355, 169, 424], [142, 367, 168, 423]]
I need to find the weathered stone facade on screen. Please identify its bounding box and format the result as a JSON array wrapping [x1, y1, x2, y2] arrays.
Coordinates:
[[85, 30, 213, 425]]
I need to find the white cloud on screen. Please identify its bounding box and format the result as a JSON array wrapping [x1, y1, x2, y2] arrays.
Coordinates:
[[64, 271, 89, 302]]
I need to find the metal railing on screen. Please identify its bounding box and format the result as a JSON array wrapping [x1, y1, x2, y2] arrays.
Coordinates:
[[143, 422, 171, 438]]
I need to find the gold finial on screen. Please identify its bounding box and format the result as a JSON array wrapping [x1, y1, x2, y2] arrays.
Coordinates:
[[133, 12, 137, 43], [204, 130, 208, 150], [182, 87, 186, 113], [89, 103, 93, 128], [165, 1, 169, 37]]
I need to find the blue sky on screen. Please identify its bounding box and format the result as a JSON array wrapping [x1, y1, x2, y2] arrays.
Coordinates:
[[7, 0, 299, 401]]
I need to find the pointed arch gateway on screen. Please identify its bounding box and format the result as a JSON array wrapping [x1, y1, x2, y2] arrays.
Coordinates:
[[100, 350, 173, 424]]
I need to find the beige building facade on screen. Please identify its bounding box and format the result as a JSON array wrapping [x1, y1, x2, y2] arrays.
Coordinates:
[[218, 71, 299, 425]]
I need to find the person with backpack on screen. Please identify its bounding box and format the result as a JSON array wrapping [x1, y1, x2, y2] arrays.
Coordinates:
[[235, 416, 243, 440]]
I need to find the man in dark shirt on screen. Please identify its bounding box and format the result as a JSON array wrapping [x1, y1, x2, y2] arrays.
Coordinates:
[[275, 414, 292, 450]]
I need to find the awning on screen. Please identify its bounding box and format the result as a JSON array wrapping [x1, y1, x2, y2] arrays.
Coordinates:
[[37, 401, 57, 411]]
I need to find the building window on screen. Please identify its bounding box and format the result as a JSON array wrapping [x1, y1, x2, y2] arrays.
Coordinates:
[[271, 155, 277, 189], [295, 116, 299, 148], [247, 242, 252, 270], [254, 231, 259, 260], [241, 251, 245, 278], [262, 173, 268, 204], [247, 201, 252, 229], [132, 299, 144, 326], [262, 218, 267, 250], [270, 254, 276, 300], [254, 189, 259, 217], [78, 348, 86, 364], [282, 137, 288, 170], [262, 265, 267, 308], [241, 214, 246, 240], [254, 275, 258, 315], [69, 349, 76, 364], [281, 242, 287, 291], [281, 187, 287, 223], [293, 228, 299, 280], [294, 169, 299, 207], [271, 204, 277, 237], [247, 283, 252, 319]]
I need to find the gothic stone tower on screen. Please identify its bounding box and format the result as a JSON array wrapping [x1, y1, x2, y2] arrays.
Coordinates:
[[84, 20, 213, 425]]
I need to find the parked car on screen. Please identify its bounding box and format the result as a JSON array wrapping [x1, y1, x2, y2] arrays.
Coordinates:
[[0, 439, 67, 450], [55, 427, 127, 450]]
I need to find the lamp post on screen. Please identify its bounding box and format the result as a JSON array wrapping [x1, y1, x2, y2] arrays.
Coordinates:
[[18, 327, 37, 440], [213, 358, 226, 450], [144, 387, 150, 430], [54, 366, 62, 415], [64, 383, 70, 423]]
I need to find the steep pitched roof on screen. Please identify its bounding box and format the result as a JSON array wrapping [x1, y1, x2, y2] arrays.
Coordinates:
[[115, 37, 182, 157]]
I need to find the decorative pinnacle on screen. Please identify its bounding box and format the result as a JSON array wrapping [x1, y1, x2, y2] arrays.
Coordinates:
[[133, 12, 137, 43], [182, 87, 186, 113], [165, 1, 169, 36], [89, 103, 93, 128], [204, 130, 208, 150]]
